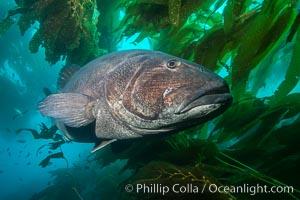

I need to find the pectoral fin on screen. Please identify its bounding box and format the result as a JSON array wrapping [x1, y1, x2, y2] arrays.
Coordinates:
[[39, 93, 97, 128], [91, 139, 117, 153]]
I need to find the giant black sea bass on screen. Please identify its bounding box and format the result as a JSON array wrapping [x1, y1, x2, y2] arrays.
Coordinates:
[[39, 50, 232, 152]]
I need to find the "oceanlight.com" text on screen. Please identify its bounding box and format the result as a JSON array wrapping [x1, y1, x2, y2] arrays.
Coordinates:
[[124, 183, 294, 196]]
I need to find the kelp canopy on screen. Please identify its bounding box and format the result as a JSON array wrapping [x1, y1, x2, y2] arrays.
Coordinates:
[[1, 0, 300, 199], [1, 0, 105, 65]]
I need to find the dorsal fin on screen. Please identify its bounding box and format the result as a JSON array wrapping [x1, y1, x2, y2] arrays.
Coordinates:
[[57, 64, 81, 90]]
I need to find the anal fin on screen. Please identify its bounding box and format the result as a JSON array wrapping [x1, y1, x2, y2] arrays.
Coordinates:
[[91, 139, 117, 153]]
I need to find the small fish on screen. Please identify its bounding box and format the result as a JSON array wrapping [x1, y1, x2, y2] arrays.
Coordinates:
[[12, 108, 28, 120], [5, 128, 11, 133], [25, 152, 30, 158], [39, 50, 232, 152], [16, 139, 26, 143]]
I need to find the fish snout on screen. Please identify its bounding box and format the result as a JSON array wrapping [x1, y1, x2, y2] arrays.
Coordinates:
[[175, 78, 232, 114]]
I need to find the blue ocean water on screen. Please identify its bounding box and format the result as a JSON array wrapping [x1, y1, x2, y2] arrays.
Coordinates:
[[0, 2, 151, 199]]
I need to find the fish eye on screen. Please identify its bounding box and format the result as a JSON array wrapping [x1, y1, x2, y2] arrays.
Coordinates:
[[166, 59, 180, 69]]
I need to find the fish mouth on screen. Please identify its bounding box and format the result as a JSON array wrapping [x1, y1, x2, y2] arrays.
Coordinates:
[[175, 85, 232, 114]]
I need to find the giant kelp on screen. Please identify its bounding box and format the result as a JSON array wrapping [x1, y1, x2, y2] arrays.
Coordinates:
[[1, 0, 104, 65], [110, 1, 300, 199], [118, 0, 299, 97], [3, 0, 300, 199]]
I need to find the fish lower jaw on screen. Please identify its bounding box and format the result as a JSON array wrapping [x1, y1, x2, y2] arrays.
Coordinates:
[[175, 93, 232, 114], [178, 104, 222, 120]]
